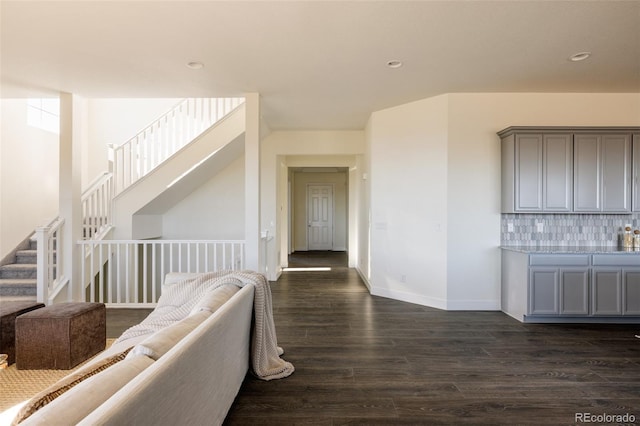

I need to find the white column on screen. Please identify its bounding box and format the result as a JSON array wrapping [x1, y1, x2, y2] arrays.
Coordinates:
[[244, 93, 261, 272], [59, 93, 84, 301]]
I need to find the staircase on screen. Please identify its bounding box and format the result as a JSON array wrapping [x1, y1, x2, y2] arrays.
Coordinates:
[[0, 239, 38, 301], [1, 97, 245, 305]]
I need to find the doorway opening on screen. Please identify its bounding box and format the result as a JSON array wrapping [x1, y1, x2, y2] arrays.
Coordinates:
[[288, 167, 349, 253]]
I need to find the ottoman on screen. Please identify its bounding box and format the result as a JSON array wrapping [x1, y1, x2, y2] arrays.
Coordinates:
[[16, 302, 106, 370], [0, 301, 45, 365]]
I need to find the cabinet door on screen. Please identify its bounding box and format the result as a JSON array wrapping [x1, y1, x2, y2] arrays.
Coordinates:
[[623, 269, 640, 315], [559, 269, 589, 315], [592, 269, 623, 315], [601, 134, 631, 212], [543, 134, 573, 211], [574, 134, 601, 212], [574, 134, 631, 212], [515, 134, 543, 211], [529, 268, 559, 315], [632, 134, 640, 211]]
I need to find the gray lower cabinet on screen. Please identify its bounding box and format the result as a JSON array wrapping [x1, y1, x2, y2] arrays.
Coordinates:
[[624, 269, 640, 314], [592, 267, 640, 315], [529, 267, 589, 316], [560, 269, 590, 315], [529, 268, 558, 315], [501, 250, 640, 323], [591, 268, 623, 315]]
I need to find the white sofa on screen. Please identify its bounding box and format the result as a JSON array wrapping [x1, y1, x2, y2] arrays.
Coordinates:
[[17, 273, 255, 426]]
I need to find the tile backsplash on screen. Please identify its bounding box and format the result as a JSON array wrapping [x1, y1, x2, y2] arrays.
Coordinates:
[[501, 214, 640, 247]]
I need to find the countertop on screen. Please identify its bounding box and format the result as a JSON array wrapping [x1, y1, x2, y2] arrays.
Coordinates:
[[501, 245, 640, 254]]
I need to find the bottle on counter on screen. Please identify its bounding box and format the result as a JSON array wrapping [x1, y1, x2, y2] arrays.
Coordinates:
[[633, 230, 640, 250], [623, 226, 634, 249]]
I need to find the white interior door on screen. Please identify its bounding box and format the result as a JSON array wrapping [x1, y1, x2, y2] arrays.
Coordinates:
[[308, 184, 333, 250]]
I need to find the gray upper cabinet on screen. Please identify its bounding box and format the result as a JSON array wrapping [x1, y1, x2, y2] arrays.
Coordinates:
[[500, 127, 638, 214], [574, 134, 631, 213], [543, 134, 573, 212], [573, 134, 600, 212], [632, 134, 640, 211], [515, 134, 543, 212], [501, 131, 572, 213]]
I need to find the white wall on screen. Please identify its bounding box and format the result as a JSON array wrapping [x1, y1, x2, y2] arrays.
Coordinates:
[[162, 155, 245, 239], [367, 95, 450, 308], [86, 98, 179, 186], [0, 99, 59, 259], [365, 92, 640, 311], [291, 171, 348, 251], [112, 105, 246, 239], [445, 93, 640, 310]]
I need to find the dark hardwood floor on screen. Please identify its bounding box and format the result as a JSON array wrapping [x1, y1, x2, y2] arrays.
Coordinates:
[[109, 252, 640, 425]]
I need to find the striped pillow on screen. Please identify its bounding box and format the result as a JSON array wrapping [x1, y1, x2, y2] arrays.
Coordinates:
[[12, 347, 132, 425]]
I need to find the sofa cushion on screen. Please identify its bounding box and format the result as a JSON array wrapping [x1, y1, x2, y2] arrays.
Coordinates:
[[17, 353, 153, 426], [127, 311, 210, 361], [190, 284, 240, 315]]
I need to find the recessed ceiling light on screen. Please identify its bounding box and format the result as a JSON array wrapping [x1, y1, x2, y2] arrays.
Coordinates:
[[186, 61, 204, 70], [569, 52, 591, 62], [386, 60, 403, 69]]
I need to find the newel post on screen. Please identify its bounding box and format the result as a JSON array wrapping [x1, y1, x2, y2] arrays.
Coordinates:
[[35, 226, 49, 304]]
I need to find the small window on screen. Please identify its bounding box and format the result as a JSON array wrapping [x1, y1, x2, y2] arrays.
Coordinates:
[[27, 98, 60, 134]]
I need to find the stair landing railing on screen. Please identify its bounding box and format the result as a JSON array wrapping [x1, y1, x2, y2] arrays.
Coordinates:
[[78, 239, 245, 307], [109, 97, 244, 195]]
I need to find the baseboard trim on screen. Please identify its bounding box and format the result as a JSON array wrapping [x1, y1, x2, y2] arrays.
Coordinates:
[[369, 287, 448, 311], [446, 299, 501, 311]]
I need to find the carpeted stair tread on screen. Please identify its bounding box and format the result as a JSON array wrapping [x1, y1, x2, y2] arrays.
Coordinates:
[[0, 278, 36, 283], [0, 278, 37, 296], [0, 294, 37, 303], [15, 249, 37, 264], [0, 264, 37, 279]]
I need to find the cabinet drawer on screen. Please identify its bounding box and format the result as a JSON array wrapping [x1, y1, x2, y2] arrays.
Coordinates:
[[592, 254, 640, 266], [530, 255, 590, 267]]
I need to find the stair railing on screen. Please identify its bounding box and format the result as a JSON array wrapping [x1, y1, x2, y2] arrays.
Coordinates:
[[35, 216, 66, 304], [37, 98, 245, 303], [81, 171, 114, 240], [110, 97, 244, 195]]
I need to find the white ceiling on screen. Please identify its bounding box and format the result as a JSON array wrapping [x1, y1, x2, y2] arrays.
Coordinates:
[[2, 1, 639, 130]]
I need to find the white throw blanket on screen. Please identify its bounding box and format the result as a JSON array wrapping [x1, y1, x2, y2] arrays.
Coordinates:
[[115, 270, 294, 381]]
